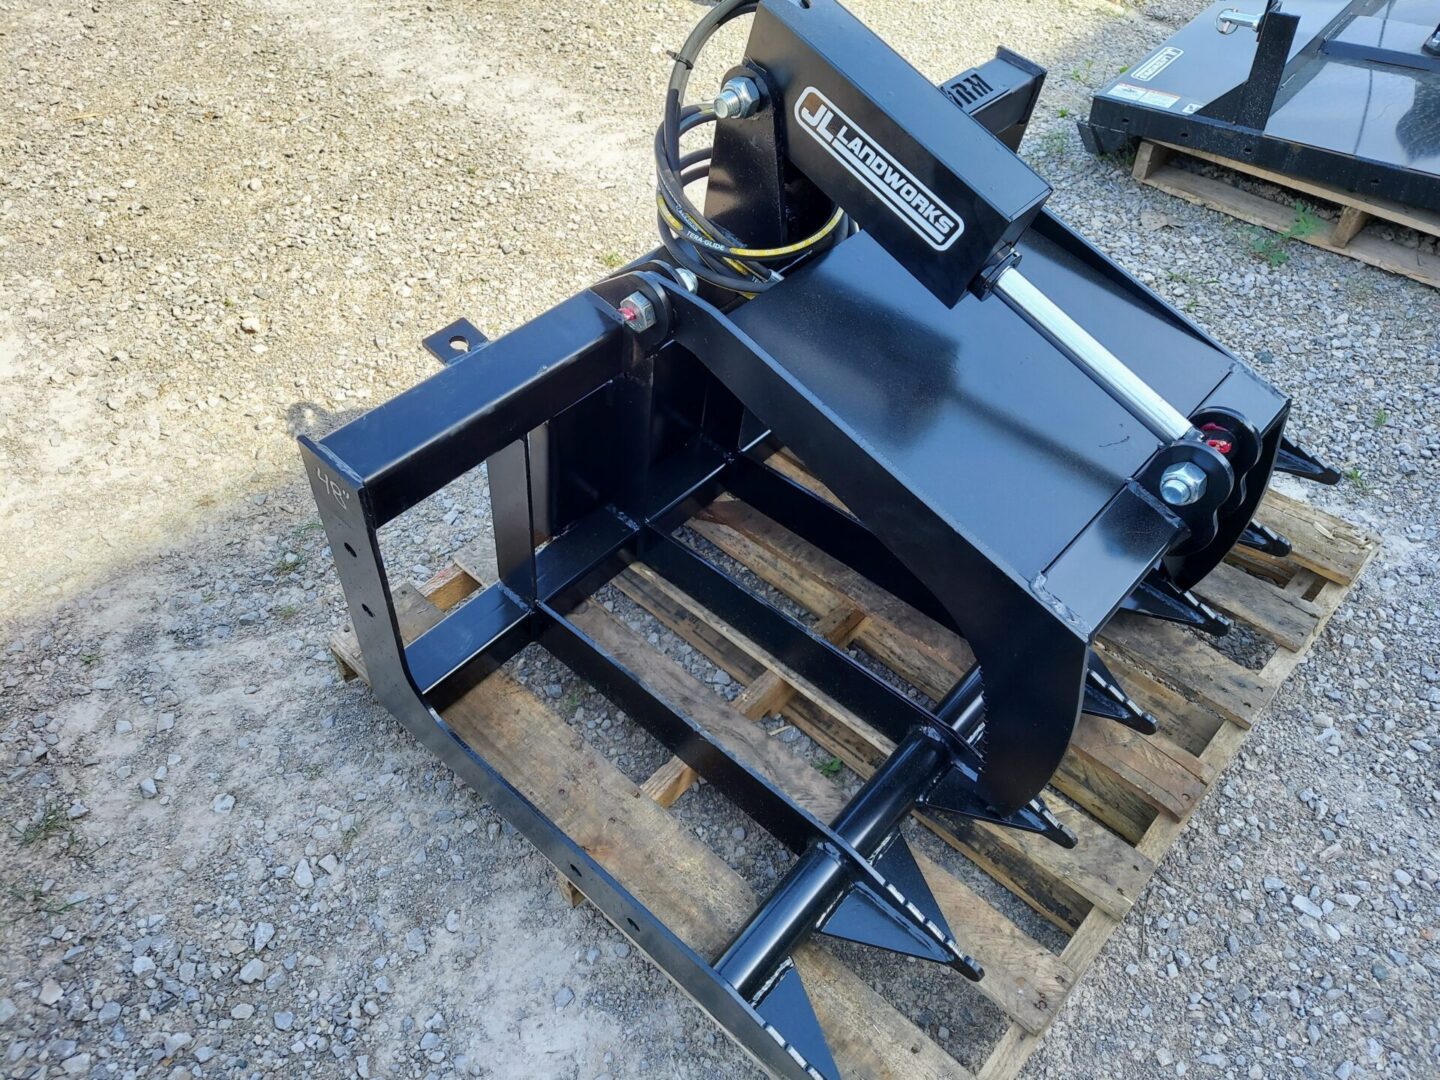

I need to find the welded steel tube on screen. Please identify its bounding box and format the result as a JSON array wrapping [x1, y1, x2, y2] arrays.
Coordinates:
[[714, 731, 949, 1000], [993, 266, 1193, 443]]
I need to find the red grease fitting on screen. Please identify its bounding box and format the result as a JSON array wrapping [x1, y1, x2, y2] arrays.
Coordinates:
[[1200, 422, 1233, 455]]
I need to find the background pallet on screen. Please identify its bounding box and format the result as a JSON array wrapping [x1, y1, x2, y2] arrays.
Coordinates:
[[1132, 139, 1440, 289], [331, 461, 1377, 1079]]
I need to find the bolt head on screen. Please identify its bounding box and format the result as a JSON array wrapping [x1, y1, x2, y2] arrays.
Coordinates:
[[1160, 462, 1208, 507], [617, 291, 656, 333]]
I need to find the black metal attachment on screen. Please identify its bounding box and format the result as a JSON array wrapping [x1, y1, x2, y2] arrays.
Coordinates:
[[1122, 569, 1232, 636], [1085, 651, 1160, 735], [1079, 0, 1440, 215], [1277, 435, 1342, 485], [300, 2, 1317, 1074], [943, 48, 1048, 152], [1239, 520, 1295, 556], [1206, 0, 1299, 131]]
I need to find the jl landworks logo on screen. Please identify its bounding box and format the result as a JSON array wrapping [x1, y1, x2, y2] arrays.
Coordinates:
[[795, 87, 963, 252]]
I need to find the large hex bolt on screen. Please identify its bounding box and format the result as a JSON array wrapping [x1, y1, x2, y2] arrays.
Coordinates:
[[618, 292, 656, 333], [712, 77, 761, 120], [1159, 462, 1208, 506]]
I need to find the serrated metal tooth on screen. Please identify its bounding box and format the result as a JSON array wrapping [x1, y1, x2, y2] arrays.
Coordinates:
[[764, 1020, 824, 1080]]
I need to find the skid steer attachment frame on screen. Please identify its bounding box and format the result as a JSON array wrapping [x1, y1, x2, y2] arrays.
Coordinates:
[[301, 2, 1340, 1075]]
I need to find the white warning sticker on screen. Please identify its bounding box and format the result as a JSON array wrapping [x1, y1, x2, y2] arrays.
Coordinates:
[[1132, 46, 1183, 82], [1107, 82, 1182, 109]]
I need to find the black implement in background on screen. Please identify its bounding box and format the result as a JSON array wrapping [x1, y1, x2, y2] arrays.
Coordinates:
[[1081, 0, 1440, 214]]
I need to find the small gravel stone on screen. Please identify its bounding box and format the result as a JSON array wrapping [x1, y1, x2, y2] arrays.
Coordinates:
[[163, 1032, 191, 1055], [273, 1010, 294, 1031], [237, 958, 265, 984], [293, 859, 314, 889]]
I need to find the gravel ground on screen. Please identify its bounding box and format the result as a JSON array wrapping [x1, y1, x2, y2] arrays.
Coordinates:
[[2, 0, 1437, 1078]]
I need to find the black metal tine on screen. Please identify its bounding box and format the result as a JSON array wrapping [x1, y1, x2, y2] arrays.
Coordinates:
[[1275, 436, 1341, 485], [815, 834, 977, 975], [870, 833, 948, 937], [1085, 651, 1159, 736], [922, 767, 1077, 849], [1082, 677, 1134, 723], [1238, 521, 1293, 557], [1121, 570, 1230, 636], [642, 528, 947, 752], [819, 882, 955, 964], [752, 960, 841, 1080]]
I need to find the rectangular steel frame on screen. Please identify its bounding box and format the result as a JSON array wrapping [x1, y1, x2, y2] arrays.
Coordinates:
[[299, 272, 1010, 1077]]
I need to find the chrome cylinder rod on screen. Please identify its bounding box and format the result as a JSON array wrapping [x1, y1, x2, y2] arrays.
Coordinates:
[[992, 265, 1194, 444]]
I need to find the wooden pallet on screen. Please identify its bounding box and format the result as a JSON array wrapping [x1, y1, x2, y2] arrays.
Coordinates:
[[1132, 139, 1440, 289], [329, 456, 1377, 1079]]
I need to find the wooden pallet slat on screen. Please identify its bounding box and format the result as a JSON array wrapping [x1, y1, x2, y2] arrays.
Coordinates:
[[1133, 138, 1440, 289], [1192, 559, 1322, 652], [328, 453, 1377, 1080], [1099, 614, 1274, 728], [1249, 490, 1379, 585]]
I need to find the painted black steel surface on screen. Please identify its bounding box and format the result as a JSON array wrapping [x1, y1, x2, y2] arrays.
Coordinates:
[[744, 0, 1051, 304]]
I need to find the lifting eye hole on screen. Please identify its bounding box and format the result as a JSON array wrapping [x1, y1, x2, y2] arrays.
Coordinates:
[[343, 542, 357, 558], [361, 603, 374, 618], [448, 335, 469, 353], [626, 917, 639, 933]]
